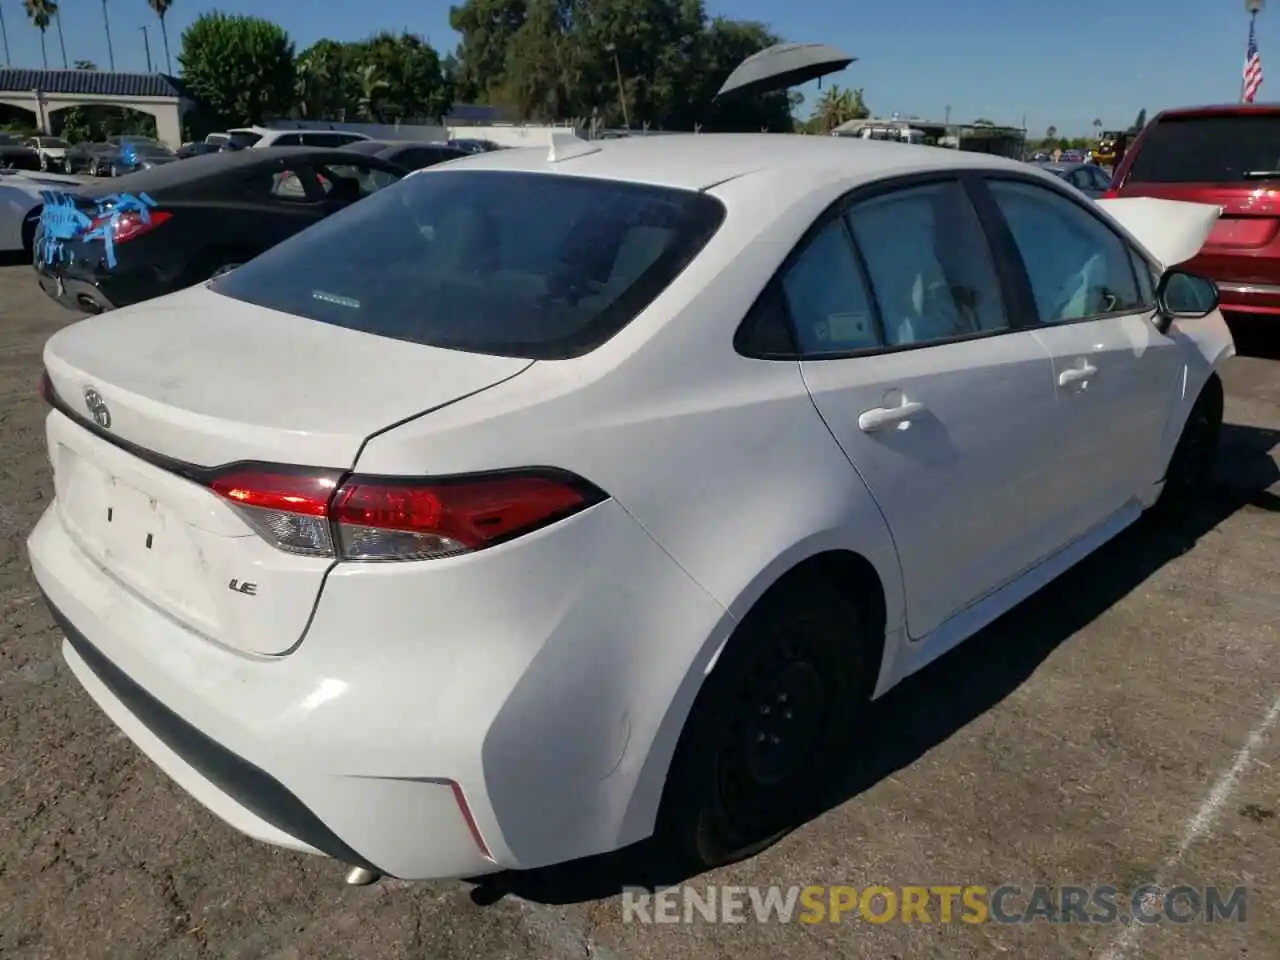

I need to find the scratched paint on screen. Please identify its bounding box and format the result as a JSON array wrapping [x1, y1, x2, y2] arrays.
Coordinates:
[[37, 190, 157, 270]]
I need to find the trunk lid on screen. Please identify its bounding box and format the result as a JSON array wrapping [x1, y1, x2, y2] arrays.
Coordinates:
[[43, 284, 532, 654]]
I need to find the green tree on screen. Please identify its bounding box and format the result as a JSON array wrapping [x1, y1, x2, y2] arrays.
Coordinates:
[[446, 0, 794, 130], [345, 32, 451, 121], [295, 39, 348, 119], [178, 13, 296, 126], [23, 0, 54, 69], [449, 0, 528, 105], [147, 0, 174, 73], [810, 84, 868, 133]]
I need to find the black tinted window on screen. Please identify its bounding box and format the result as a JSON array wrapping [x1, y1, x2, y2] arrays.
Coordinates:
[[210, 170, 726, 359], [304, 132, 362, 147], [1126, 116, 1280, 184], [228, 131, 262, 148]]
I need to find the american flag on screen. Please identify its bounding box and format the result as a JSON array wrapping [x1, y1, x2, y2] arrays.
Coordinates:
[[1243, 16, 1264, 103]]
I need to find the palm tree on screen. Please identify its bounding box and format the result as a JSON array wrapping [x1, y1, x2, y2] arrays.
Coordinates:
[[23, 0, 54, 69], [53, 4, 67, 66], [102, 1, 115, 69], [812, 85, 869, 133], [1092, 118, 1102, 141], [147, 0, 172, 73], [356, 63, 389, 121]]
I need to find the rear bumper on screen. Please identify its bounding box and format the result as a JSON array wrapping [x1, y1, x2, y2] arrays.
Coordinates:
[[27, 484, 730, 879], [34, 266, 117, 314], [1214, 280, 1280, 319]]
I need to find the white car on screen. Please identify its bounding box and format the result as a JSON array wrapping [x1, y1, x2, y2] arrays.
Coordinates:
[[226, 125, 371, 149], [26, 136, 72, 172], [28, 133, 1233, 883], [0, 169, 88, 254]]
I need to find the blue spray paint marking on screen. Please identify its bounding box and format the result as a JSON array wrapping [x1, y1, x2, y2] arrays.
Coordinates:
[[37, 191, 93, 267], [37, 190, 156, 270]]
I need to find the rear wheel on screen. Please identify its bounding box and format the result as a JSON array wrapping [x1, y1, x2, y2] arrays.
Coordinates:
[[1151, 377, 1224, 519], [659, 582, 869, 868]]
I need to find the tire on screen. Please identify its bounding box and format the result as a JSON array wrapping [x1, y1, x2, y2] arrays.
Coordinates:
[[658, 581, 870, 869], [21, 214, 38, 262], [1151, 378, 1224, 519]]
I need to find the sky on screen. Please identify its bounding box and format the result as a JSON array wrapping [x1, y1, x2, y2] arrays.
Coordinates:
[[0, 0, 1270, 137]]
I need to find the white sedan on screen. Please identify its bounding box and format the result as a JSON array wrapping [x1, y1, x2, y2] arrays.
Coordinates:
[[0, 169, 88, 255], [28, 132, 1233, 883]]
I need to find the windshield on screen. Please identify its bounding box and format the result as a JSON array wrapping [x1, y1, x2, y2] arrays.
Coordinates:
[[211, 170, 726, 359], [1126, 115, 1280, 183]]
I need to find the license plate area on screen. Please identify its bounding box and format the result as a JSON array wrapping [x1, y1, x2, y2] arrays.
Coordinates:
[[57, 444, 219, 631], [1206, 217, 1278, 249]]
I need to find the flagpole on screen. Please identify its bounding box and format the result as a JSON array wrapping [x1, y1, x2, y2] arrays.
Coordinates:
[[1244, 0, 1263, 103]]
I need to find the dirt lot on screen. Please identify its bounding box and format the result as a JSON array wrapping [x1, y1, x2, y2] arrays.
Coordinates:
[[0, 261, 1276, 960]]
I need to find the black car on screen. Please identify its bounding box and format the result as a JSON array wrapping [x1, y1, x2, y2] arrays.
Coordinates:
[[175, 141, 225, 159], [33, 147, 405, 314], [0, 133, 41, 171], [341, 139, 471, 170], [447, 138, 504, 154]]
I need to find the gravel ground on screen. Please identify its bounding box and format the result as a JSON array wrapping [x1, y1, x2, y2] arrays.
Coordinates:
[[0, 261, 1276, 959]]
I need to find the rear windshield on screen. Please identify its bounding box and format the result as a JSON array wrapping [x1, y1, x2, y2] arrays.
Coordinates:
[[209, 170, 727, 359], [1126, 115, 1280, 183], [227, 131, 262, 148]]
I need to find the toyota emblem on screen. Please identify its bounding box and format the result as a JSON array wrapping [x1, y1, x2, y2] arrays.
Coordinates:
[[84, 388, 111, 430]]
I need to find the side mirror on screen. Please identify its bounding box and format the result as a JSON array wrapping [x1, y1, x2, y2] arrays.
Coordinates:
[[1154, 269, 1219, 332]]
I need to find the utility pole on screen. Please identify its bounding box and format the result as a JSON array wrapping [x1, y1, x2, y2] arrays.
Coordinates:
[[604, 43, 629, 130], [140, 25, 153, 72], [102, 0, 115, 70], [0, 4, 10, 67]]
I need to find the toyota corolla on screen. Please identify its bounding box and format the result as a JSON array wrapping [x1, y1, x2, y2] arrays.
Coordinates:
[[28, 133, 1234, 883]]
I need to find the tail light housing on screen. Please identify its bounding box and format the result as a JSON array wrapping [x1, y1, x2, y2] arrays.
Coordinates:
[[89, 209, 172, 244], [208, 466, 607, 561], [1101, 187, 1119, 200]]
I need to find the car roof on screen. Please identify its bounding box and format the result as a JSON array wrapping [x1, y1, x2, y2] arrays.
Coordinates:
[[87, 146, 400, 193], [443, 132, 1029, 192], [1154, 103, 1280, 120]]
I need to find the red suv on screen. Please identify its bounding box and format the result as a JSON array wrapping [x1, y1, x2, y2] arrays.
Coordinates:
[[1105, 103, 1280, 322]]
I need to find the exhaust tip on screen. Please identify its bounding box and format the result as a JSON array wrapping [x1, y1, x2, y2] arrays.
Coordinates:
[[344, 866, 381, 886]]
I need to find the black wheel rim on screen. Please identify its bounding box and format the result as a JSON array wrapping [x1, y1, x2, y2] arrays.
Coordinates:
[[713, 637, 835, 842]]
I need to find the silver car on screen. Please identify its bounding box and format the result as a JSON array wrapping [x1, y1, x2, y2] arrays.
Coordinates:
[[1034, 161, 1114, 199]]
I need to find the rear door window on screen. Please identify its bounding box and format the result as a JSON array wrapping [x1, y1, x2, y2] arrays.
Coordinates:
[[304, 132, 363, 147], [1126, 115, 1280, 183], [314, 162, 400, 202], [209, 170, 726, 359], [272, 133, 303, 146]]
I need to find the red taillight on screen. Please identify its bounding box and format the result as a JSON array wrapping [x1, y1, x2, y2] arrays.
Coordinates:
[[206, 467, 605, 561], [89, 209, 172, 244], [1101, 187, 1119, 199]]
